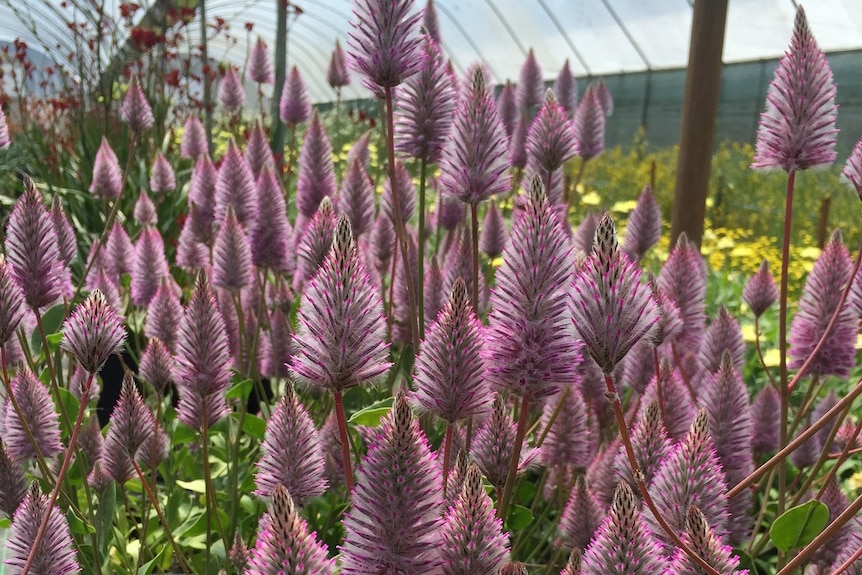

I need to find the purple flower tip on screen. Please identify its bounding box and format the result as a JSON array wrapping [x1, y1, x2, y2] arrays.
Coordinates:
[[121, 75, 154, 134], [327, 39, 351, 90], [841, 136, 862, 200], [180, 115, 209, 158], [280, 65, 312, 125], [5, 484, 80, 575], [62, 289, 126, 375], [246, 36, 274, 85], [89, 137, 123, 200], [149, 151, 176, 193], [218, 66, 246, 112], [348, 0, 423, 89]]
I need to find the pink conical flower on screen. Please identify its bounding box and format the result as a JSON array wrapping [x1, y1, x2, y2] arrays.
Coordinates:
[[189, 153, 218, 210], [622, 185, 662, 261], [5, 484, 80, 574], [293, 197, 337, 292], [752, 6, 837, 172], [484, 175, 579, 400], [381, 159, 416, 224], [642, 360, 696, 442], [526, 88, 577, 183], [422, 0, 441, 44], [340, 393, 443, 574], [540, 386, 592, 488], [292, 215, 391, 393], [0, 439, 27, 517], [347, 130, 372, 169], [131, 226, 168, 307], [327, 39, 350, 90], [134, 189, 157, 225], [439, 463, 510, 575], [4, 366, 63, 461], [250, 168, 292, 272], [4, 178, 64, 308], [213, 207, 253, 293], [614, 401, 672, 488], [218, 66, 246, 113], [648, 276, 685, 347], [395, 34, 456, 163], [479, 200, 507, 259], [440, 64, 511, 206], [555, 59, 577, 115], [215, 138, 257, 225], [658, 233, 707, 355], [574, 84, 606, 160], [262, 306, 292, 379], [498, 80, 518, 137], [245, 120, 276, 179], [121, 75, 154, 134], [571, 212, 659, 373], [180, 115, 208, 158], [0, 258, 26, 346], [581, 481, 666, 575], [697, 306, 746, 376], [144, 280, 183, 352], [106, 221, 134, 279], [280, 65, 312, 125], [595, 79, 614, 117], [666, 507, 746, 575], [101, 374, 155, 483], [751, 384, 780, 454], [842, 136, 862, 200], [174, 272, 233, 429], [246, 36, 274, 85], [255, 384, 327, 503], [412, 278, 490, 423], [562, 549, 582, 575], [89, 137, 123, 200], [0, 106, 10, 148], [743, 260, 779, 318], [437, 192, 465, 232], [517, 48, 544, 112], [347, 0, 423, 90], [572, 210, 600, 254], [586, 439, 621, 508], [338, 158, 375, 238], [139, 337, 175, 395], [62, 289, 126, 375], [296, 111, 336, 218], [247, 484, 335, 575], [472, 394, 538, 490], [50, 197, 76, 267], [149, 152, 176, 193], [559, 475, 604, 552]]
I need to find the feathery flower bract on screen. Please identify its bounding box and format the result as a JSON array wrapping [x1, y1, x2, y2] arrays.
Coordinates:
[[89, 137, 123, 200], [139, 337, 175, 395], [642, 360, 696, 442], [215, 139, 257, 225], [62, 290, 125, 375], [622, 185, 662, 261], [293, 197, 337, 292], [4, 366, 63, 461], [347, 0, 423, 89], [595, 79, 614, 117], [498, 80, 518, 137], [559, 475, 603, 552], [423, 0, 441, 44], [245, 120, 276, 179], [574, 85, 606, 161], [666, 507, 746, 575], [144, 280, 183, 352], [381, 159, 417, 224], [50, 197, 76, 267], [213, 208, 253, 293], [517, 48, 543, 112], [121, 75, 154, 134], [657, 233, 707, 355], [180, 115, 208, 158], [134, 189, 157, 226], [526, 88, 577, 179], [743, 260, 779, 318], [0, 259, 26, 346], [751, 385, 781, 454], [246, 36, 274, 84], [338, 158, 376, 239], [472, 394, 538, 490], [555, 59, 577, 115], [697, 306, 746, 376], [106, 222, 134, 279], [842, 136, 862, 199], [149, 152, 176, 193], [218, 66, 246, 113], [250, 168, 292, 272], [131, 226, 168, 307], [614, 401, 671, 488], [280, 65, 312, 125], [540, 385, 592, 488], [296, 111, 336, 219], [327, 39, 350, 89], [479, 200, 507, 259], [0, 439, 27, 518], [101, 375, 155, 483]]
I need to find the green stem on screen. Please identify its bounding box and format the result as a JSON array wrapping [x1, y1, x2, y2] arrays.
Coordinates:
[[333, 390, 355, 493], [201, 414, 228, 571], [498, 392, 531, 521], [777, 169, 795, 517], [417, 156, 428, 339]]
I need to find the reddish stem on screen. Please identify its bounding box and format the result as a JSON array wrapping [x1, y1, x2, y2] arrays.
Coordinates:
[[333, 390, 355, 493], [777, 169, 795, 515], [497, 392, 531, 521], [441, 423, 453, 497]]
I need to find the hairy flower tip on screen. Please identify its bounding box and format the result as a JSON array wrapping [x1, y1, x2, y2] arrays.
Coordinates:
[[130, 226, 168, 306], [133, 189, 157, 226], [0, 258, 26, 346], [569, 212, 597, 255], [0, 439, 27, 517], [666, 506, 746, 575], [558, 475, 603, 552], [340, 392, 443, 574], [250, 168, 292, 273], [347, 0, 423, 89], [829, 529, 862, 575], [174, 272, 232, 429], [439, 462, 510, 575], [315, 413, 345, 491], [49, 197, 76, 268], [144, 280, 183, 352], [752, 6, 837, 172], [418, 255, 443, 325], [473, 394, 539, 489], [789, 230, 857, 378], [139, 337, 175, 395], [0, 106, 10, 148], [516, 48, 544, 112], [615, 401, 672, 488], [62, 289, 126, 375], [215, 138, 257, 226], [89, 137, 124, 200], [594, 79, 614, 117], [327, 39, 351, 90], [338, 158, 376, 238], [645, 409, 730, 549], [4, 366, 63, 462], [229, 532, 251, 574], [255, 385, 327, 503], [296, 111, 336, 219], [442, 225, 485, 310], [244, 121, 275, 180], [381, 159, 417, 224], [842, 137, 862, 200], [292, 214, 390, 393], [440, 64, 511, 205], [494, 81, 516, 137], [581, 481, 666, 575], [102, 375, 156, 483], [555, 60, 578, 116], [574, 85, 606, 161], [697, 306, 746, 376], [105, 221, 134, 280], [293, 197, 337, 292], [561, 548, 583, 575], [218, 66, 246, 112], [540, 386, 591, 490], [189, 153, 218, 211], [479, 200, 508, 260], [180, 115, 208, 158], [245, 35, 274, 85], [750, 385, 780, 454], [5, 484, 80, 575], [120, 75, 154, 134], [262, 307, 292, 379], [526, 88, 578, 177], [621, 340, 656, 395], [278, 66, 311, 126], [176, 221, 210, 271], [484, 175, 579, 399], [213, 207, 253, 292], [395, 34, 456, 163], [149, 151, 176, 193], [247, 484, 334, 575], [809, 476, 854, 567], [642, 360, 696, 442], [571, 212, 659, 373], [622, 185, 662, 261], [412, 277, 490, 423], [438, 193, 466, 232], [657, 232, 707, 355], [582, 438, 619, 508], [742, 260, 779, 320]]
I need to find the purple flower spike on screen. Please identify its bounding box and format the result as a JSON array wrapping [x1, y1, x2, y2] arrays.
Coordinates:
[[562, 549, 582, 575], [327, 39, 350, 90], [581, 481, 666, 575], [498, 80, 518, 137], [4, 178, 64, 309], [440, 64, 511, 206], [559, 475, 603, 552], [255, 385, 327, 503], [439, 463, 510, 575], [181, 116, 208, 158], [245, 120, 276, 179], [5, 366, 63, 461], [347, 130, 372, 169], [174, 272, 233, 430], [293, 197, 337, 292], [250, 168, 292, 273], [658, 232, 707, 355], [280, 65, 312, 125], [101, 374, 156, 483], [0, 258, 26, 346], [555, 59, 577, 115], [540, 386, 591, 489], [381, 160, 416, 224], [744, 260, 779, 318], [106, 222, 134, 279], [247, 484, 335, 575], [134, 189, 157, 226], [0, 106, 10, 148], [190, 153, 218, 209], [412, 278, 490, 423], [144, 280, 183, 352], [622, 185, 662, 261], [595, 79, 614, 117], [517, 48, 544, 112], [340, 392, 443, 575], [213, 207, 253, 293], [422, 0, 441, 44], [667, 506, 746, 575], [62, 289, 126, 375], [508, 119, 528, 171], [292, 215, 391, 393], [642, 359, 696, 442], [842, 136, 862, 199], [484, 175, 579, 400], [395, 34, 456, 163], [347, 0, 423, 90], [751, 385, 781, 454], [262, 307, 292, 379], [121, 75, 154, 134], [296, 111, 336, 219], [698, 306, 746, 375], [218, 66, 246, 113], [131, 226, 168, 307], [50, 197, 76, 267], [139, 337, 175, 395], [246, 36, 274, 85], [338, 158, 376, 238], [89, 137, 123, 200], [479, 200, 507, 259], [752, 5, 837, 172], [574, 85, 606, 161], [526, 88, 578, 182], [149, 152, 176, 194], [571, 212, 659, 373], [215, 139, 258, 225], [615, 402, 672, 488], [5, 484, 80, 575], [0, 439, 27, 517], [472, 394, 538, 490]]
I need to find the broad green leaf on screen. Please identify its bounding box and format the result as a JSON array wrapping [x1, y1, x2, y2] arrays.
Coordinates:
[[137, 548, 164, 575], [226, 378, 254, 400], [97, 483, 117, 560], [30, 304, 66, 356], [57, 387, 80, 424], [171, 422, 197, 446], [769, 500, 829, 552], [66, 509, 95, 534], [242, 413, 267, 441], [176, 479, 207, 494], [349, 397, 394, 427], [0, 517, 10, 528], [506, 504, 534, 530]]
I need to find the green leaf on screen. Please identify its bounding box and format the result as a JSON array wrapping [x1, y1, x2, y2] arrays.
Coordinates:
[[242, 413, 267, 441], [348, 397, 394, 427], [30, 304, 66, 356], [66, 509, 95, 534], [57, 387, 80, 423], [0, 517, 10, 528], [96, 482, 116, 560], [176, 479, 207, 494], [506, 504, 534, 530], [226, 378, 254, 400], [171, 422, 197, 446], [770, 500, 829, 552], [137, 548, 164, 575]]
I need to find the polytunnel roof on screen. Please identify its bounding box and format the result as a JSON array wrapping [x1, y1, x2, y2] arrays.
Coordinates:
[[1, 0, 861, 103]]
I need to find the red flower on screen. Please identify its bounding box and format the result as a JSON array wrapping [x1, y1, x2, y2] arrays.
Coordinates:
[[165, 69, 180, 87], [119, 2, 140, 18]]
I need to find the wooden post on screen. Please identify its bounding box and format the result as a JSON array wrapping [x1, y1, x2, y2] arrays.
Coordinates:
[[670, 0, 729, 248], [270, 0, 288, 161]]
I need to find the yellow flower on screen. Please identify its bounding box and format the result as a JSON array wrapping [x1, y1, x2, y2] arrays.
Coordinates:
[[762, 348, 781, 367], [611, 200, 637, 213], [581, 191, 601, 206], [740, 323, 757, 343]]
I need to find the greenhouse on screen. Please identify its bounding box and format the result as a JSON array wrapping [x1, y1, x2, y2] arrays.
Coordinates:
[[0, 1, 861, 574]]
